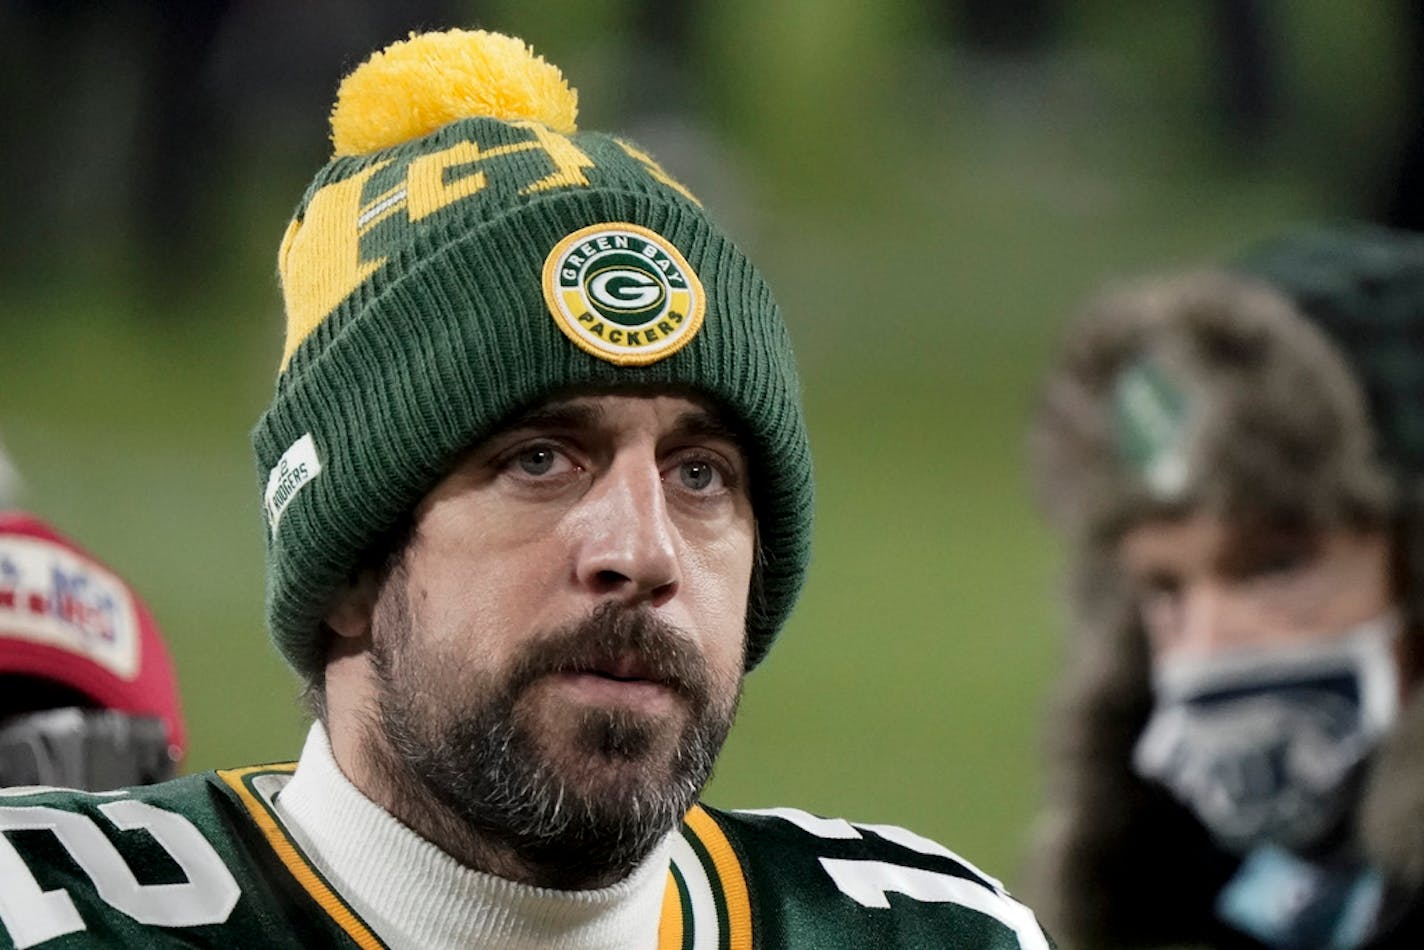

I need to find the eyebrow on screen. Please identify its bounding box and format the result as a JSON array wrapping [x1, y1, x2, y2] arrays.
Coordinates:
[[667, 408, 746, 452], [502, 402, 605, 434], [503, 401, 742, 443]]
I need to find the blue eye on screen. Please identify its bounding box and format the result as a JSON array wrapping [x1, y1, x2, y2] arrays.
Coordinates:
[[517, 447, 558, 476], [678, 460, 718, 491]]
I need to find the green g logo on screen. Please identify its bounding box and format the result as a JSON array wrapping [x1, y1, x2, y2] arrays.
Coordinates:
[[543, 223, 705, 365], [588, 263, 665, 321]]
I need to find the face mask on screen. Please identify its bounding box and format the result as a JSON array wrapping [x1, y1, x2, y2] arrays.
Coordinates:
[[1132, 612, 1401, 856]]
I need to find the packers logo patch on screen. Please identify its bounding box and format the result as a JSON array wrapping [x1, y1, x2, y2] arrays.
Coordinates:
[[542, 223, 705, 365]]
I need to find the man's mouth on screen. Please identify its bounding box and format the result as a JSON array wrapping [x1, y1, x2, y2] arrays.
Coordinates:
[[511, 605, 707, 710], [585, 654, 661, 684], [546, 654, 682, 709]]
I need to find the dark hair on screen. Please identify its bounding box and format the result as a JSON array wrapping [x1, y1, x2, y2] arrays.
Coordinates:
[[301, 512, 418, 722]]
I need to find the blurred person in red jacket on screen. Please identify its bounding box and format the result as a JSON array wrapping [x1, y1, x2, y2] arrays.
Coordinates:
[[0, 511, 185, 790]]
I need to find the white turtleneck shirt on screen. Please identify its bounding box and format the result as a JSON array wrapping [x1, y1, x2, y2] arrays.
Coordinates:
[[273, 723, 671, 950]]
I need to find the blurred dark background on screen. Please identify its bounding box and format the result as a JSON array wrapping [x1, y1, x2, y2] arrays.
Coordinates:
[[0, 0, 1418, 885]]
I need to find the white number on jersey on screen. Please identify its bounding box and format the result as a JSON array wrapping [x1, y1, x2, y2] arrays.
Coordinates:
[[0, 800, 240, 949], [740, 807, 1049, 950]]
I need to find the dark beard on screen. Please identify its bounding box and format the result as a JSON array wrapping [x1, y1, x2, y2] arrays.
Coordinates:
[[368, 596, 741, 889]]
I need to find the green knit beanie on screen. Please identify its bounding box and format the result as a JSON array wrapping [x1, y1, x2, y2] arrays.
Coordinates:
[[252, 29, 813, 680]]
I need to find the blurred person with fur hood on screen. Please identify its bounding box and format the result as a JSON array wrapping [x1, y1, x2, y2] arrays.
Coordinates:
[[1026, 224, 1424, 949]]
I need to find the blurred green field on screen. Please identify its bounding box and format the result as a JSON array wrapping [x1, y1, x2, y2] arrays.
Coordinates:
[[0, 1, 1405, 887]]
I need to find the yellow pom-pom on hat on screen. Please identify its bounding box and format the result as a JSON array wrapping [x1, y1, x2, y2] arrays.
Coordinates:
[[330, 29, 578, 158]]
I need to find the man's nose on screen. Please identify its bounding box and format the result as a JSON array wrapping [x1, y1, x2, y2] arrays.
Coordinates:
[[571, 453, 680, 607], [1177, 584, 1256, 655]]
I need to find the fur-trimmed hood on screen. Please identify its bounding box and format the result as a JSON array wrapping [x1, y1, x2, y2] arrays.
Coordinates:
[[1029, 269, 1393, 545]]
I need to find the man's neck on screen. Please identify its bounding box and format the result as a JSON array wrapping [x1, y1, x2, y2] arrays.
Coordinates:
[[277, 723, 673, 950]]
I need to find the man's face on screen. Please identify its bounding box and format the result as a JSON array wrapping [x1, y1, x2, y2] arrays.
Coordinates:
[[1117, 512, 1395, 663], [354, 393, 754, 883]]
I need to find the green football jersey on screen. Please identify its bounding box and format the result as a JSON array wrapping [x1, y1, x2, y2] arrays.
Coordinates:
[[0, 765, 1051, 948]]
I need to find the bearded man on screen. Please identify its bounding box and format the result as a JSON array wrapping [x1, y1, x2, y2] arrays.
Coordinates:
[[0, 29, 1051, 949]]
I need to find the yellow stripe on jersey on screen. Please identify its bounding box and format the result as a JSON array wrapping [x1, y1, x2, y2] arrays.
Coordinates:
[[217, 765, 387, 950], [658, 869, 685, 949], [685, 806, 753, 950]]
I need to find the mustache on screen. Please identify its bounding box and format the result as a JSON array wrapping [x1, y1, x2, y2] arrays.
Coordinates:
[[505, 602, 711, 704]]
